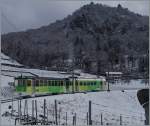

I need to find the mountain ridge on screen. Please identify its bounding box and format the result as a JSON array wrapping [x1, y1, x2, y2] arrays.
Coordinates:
[[2, 3, 149, 74]]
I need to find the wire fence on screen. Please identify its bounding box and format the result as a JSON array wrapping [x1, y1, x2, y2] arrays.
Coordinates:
[[2, 98, 145, 126]]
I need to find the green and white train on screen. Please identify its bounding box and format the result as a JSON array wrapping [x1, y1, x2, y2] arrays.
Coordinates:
[[14, 76, 107, 96]]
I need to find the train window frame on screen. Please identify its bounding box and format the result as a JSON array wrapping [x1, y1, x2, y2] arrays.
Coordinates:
[[18, 80, 21, 86], [22, 80, 26, 86], [58, 81, 60, 86], [52, 81, 54, 86], [47, 80, 49, 86], [89, 82, 91, 85], [56, 81, 59, 86], [57, 81, 59, 86], [48, 80, 51, 86], [27, 80, 31, 86], [35, 80, 39, 87], [54, 80, 57, 86], [43, 80, 47, 86], [40, 80, 43, 86], [60, 81, 63, 86]]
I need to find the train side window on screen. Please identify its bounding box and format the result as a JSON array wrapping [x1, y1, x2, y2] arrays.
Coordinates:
[[61, 81, 63, 86], [93, 82, 95, 85], [18, 80, 21, 86], [35, 80, 39, 86], [84, 82, 86, 86], [70, 81, 72, 86], [56, 80, 59, 86], [56, 81, 58, 86], [44, 80, 47, 86], [80, 82, 82, 86], [51, 81, 54, 86], [89, 82, 91, 85], [59, 81, 61, 86], [94, 82, 96, 85], [22, 80, 25, 86], [92, 82, 94, 85], [57, 81, 59, 86], [54, 81, 56, 86], [86, 82, 88, 85], [47, 80, 49, 86], [57, 81, 60, 86], [48, 80, 51, 86], [27, 80, 31, 86], [21, 80, 24, 86], [40, 80, 43, 86], [53, 81, 54, 86]]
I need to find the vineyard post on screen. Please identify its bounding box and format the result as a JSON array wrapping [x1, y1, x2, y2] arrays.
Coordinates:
[[66, 112, 67, 126], [32, 100, 34, 122], [87, 112, 89, 125], [120, 114, 122, 125], [101, 113, 103, 125], [44, 99, 46, 124], [89, 100, 92, 125], [55, 100, 58, 125], [75, 113, 76, 125], [35, 100, 37, 124]]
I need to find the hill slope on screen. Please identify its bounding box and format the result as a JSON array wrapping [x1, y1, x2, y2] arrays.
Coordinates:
[[2, 3, 149, 74]]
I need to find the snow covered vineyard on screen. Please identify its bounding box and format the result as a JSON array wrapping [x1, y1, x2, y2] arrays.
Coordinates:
[[2, 90, 145, 125]]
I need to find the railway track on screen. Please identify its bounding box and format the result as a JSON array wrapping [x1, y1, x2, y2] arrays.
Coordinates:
[[1, 85, 148, 104]]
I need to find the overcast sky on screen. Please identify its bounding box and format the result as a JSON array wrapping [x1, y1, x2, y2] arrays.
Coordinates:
[[0, 0, 149, 33]]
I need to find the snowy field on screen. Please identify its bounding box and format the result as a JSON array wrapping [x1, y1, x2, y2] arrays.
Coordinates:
[[0, 55, 147, 125], [1, 90, 145, 126], [110, 79, 149, 91]]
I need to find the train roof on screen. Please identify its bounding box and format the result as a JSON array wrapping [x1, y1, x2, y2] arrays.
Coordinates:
[[14, 71, 106, 81], [15, 76, 68, 80], [77, 78, 106, 81]]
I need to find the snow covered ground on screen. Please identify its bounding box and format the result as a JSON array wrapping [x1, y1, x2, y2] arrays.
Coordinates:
[[1, 90, 145, 125], [0, 54, 147, 125], [1, 53, 23, 67], [110, 79, 149, 91]]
